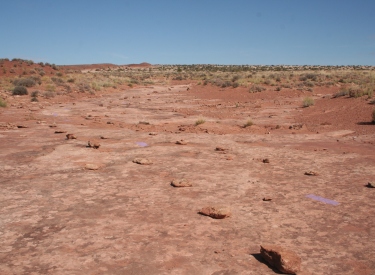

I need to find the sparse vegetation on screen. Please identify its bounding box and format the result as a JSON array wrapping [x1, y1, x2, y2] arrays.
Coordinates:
[[303, 97, 315, 107], [243, 119, 253, 128], [249, 85, 266, 93]]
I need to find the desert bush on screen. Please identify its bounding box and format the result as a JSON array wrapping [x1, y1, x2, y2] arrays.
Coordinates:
[[67, 78, 75, 83], [13, 77, 36, 87], [51, 77, 64, 85], [249, 85, 266, 93], [333, 89, 349, 98], [195, 119, 205, 126], [12, 86, 28, 95], [31, 97, 38, 102], [232, 82, 240, 88], [43, 91, 56, 98], [31, 90, 39, 97], [0, 98, 6, 107], [303, 97, 314, 107]]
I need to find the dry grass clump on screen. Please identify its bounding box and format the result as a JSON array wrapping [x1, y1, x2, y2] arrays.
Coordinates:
[[195, 119, 206, 126], [0, 98, 6, 107], [302, 97, 315, 107], [243, 119, 253, 128]]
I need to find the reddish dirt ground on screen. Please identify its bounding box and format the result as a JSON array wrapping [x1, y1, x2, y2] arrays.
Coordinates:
[[0, 77, 375, 274]]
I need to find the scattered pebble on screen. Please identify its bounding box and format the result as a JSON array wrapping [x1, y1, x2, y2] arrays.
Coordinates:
[[198, 206, 231, 219], [85, 164, 99, 170], [262, 158, 270, 163], [66, 134, 77, 139], [304, 171, 318, 176], [132, 158, 152, 165], [262, 198, 272, 201], [54, 130, 66, 134], [365, 182, 374, 188], [171, 179, 192, 187], [88, 140, 100, 149], [176, 140, 187, 145], [17, 125, 28, 128]]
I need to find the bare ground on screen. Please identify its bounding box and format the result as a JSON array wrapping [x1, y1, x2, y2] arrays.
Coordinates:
[[1, 83, 375, 274]]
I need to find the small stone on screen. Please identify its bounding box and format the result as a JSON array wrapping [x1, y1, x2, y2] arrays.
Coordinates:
[[133, 158, 152, 165], [17, 125, 28, 128], [215, 147, 228, 151], [88, 140, 100, 149], [176, 140, 187, 145], [304, 171, 318, 176], [171, 179, 192, 187], [85, 164, 99, 170], [66, 134, 77, 139], [100, 136, 109, 139], [54, 130, 67, 134], [263, 198, 272, 201], [260, 244, 301, 274], [365, 182, 374, 188], [262, 158, 270, 163], [198, 206, 231, 219], [149, 132, 158, 136]]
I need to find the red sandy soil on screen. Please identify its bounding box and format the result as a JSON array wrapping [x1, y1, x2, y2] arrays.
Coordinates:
[[0, 69, 374, 274]]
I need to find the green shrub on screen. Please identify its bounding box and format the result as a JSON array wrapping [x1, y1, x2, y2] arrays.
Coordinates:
[[303, 97, 314, 107], [12, 86, 28, 95], [0, 98, 6, 107]]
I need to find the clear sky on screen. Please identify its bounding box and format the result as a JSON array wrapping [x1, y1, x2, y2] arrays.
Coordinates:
[[1, 0, 374, 65]]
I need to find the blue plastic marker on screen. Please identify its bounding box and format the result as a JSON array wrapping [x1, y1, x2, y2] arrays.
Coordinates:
[[306, 194, 339, 206]]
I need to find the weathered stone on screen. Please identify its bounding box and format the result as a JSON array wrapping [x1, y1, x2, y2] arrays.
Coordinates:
[[85, 164, 99, 170], [171, 179, 192, 187], [66, 134, 77, 139], [176, 139, 187, 145], [54, 130, 66, 134], [17, 125, 28, 128], [262, 197, 272, 201], [263, 158, 270, 163], [133, 158, 152, 165], [304, 171, 318, 176], [88, 140, 100, 149], [198, 206, 231, 219], [215, 147, 228, 151], [260, 244, 301, 274], [365, 182, 374, 188]]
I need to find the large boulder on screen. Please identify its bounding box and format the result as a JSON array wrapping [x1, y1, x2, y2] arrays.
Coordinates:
[[260, 244, 301, 274]]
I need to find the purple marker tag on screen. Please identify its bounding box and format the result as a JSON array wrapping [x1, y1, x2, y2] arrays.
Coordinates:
[[306, 194, 339, 206], [136, 142, 148, 147]]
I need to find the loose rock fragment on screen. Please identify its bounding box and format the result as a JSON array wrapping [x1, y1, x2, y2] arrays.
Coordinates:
[[66, 134, 77, 139], [17, 125, 28, 128], [54, 130, 67, 134], [198, 206, 231, 219], [171, 179, 192, 187], [176, 139, 187, 145], [262, 197, 272, 201], [260, 244, 301, 274], [262, 158, 270, 163], [132, 158, 152, 165], [85, 164, 99, 170], [365, 182, 374, 188], [304, 171, 318, 176], [88, 140, 100, 149], [215, 147, 228, 152]]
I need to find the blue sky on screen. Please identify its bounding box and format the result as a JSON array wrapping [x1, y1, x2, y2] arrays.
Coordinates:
[[1, 0, 374, 65]]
